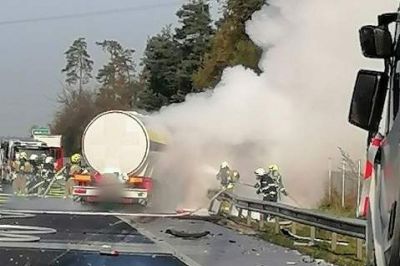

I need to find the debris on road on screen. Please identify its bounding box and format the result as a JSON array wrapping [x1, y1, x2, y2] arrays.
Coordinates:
[[301, 256, 315, 263], [165, 228, 210, 239]]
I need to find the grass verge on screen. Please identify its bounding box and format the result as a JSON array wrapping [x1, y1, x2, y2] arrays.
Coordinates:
[[232, 217, 365, 266]]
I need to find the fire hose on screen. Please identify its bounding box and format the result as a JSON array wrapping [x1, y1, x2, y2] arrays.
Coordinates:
[[0, 211, 56, 242], [238, 182, 303, 207]]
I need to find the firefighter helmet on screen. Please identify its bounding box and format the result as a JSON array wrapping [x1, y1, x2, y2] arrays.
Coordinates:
[[19, 152, 28, 160], [71, 153, 81, 164], [29, 154, 38, 161], [45, 156, 54, 164], [220, 161, 229, 169], [254, 168, 267, 176], [268, 164, 279, 172]]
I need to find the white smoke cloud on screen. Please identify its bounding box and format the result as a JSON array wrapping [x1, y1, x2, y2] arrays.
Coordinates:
[[149, 0, 397, 209]]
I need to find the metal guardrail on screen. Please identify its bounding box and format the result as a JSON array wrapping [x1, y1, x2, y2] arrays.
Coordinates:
[[220, 191, 366, 239]]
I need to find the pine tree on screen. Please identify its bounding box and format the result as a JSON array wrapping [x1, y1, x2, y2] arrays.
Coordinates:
[[62, 38, 93, 92], [96, 40, 136, 110], [140, 26, 180, 110], [174, 0, 214, 100]]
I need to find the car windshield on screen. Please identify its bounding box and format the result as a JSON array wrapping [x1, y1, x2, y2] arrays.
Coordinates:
[[0, 1, 392, 266]]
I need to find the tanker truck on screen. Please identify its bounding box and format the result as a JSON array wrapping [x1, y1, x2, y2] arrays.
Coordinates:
[[72, 110, 166, 206]]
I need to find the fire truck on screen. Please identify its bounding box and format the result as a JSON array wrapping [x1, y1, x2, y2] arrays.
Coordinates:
[[0, 137, 63, 182]]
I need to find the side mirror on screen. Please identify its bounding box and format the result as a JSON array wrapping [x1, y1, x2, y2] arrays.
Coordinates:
[[359, 25, 393, 58], [349, 70, 388, 132]]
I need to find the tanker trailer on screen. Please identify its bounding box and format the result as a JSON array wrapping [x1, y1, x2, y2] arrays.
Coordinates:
[[72, 110, 166, 206]]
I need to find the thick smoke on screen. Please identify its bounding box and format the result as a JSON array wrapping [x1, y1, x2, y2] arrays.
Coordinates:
[[149, 0, 397, 209]]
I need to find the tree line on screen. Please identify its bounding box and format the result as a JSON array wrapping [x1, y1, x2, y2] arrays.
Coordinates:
[[52, 0, 266, 155]]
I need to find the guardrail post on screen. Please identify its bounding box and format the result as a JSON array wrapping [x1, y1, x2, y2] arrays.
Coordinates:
[[274, 217, 280, 234], [238, 208, 243, 219], [259, 214, 264, 231], [247, 211, 252, 226], [216, 200, 222, 215], [310, 226, 316, 245], [228, 202, 234, 216], [331, 232, 337, 252], [356, 238, 363, 260], [291, 222, 297, 235]]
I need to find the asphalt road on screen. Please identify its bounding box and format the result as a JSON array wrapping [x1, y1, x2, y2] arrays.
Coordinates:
[[0, 185, 327, 266], [132, 217, 320, 266], [0, 213, 185, 266], [0, 210, 326, 266]]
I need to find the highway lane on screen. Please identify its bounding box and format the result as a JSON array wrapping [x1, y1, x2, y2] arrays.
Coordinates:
[[130, 216, 320, 266], [0, 212, 321, 266], [0, 187, 328, 265]]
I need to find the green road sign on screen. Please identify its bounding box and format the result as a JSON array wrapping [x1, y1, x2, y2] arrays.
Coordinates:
[[32, 127, 51, 136]]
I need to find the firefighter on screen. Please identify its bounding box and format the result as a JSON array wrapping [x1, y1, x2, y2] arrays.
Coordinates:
[[254, 167, 279, 202], [43, 156, 55, 172], [12, 152, 32, 195], [267, 164, 288, 201], [216, 161, 231, 188], [19, 152, 33, 174], [216, 162, 240, 191], [39, 153, 47, 165], [65, 153, 83, 197], [69, 153, 82, 176], [29, 154, 39, 175], [216, 162, 240, 215], [11, 153, 20, 173], [232, 170, 240, 184], [27, 154, 40, 186], [226, 169, 240, 190]]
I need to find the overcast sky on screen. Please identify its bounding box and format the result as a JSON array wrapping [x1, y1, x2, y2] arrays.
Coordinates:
[[0, 0, 219, 136]]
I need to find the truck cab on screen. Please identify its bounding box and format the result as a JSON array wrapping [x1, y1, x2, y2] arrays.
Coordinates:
[[349, 10, 400, 266]]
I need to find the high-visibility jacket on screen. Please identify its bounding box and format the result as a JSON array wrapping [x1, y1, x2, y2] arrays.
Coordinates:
[[269, 170, 287, 200], [217, 167, 240, 189], [216, 167, 232, 186], [13, 160, 32, 174], [255, 174, 279, 197], [69, 163, 82, 176]]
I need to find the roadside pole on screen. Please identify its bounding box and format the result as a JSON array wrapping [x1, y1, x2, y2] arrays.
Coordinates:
[[341, 159, 345, 208], [356, 160, 361, 217], [328, 158, 332, 203]]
